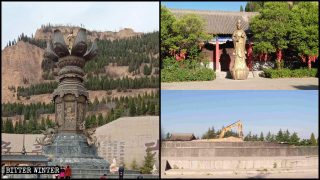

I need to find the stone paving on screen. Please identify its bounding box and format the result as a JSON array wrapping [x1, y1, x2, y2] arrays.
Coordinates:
[[162, 171, 318, 179], [161, 77, 318, 90]]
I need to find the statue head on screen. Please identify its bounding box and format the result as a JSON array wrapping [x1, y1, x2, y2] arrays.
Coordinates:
[[236, 19, 241, 30]]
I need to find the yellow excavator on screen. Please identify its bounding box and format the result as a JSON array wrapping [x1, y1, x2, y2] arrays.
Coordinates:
[[219, 120, 244, 139]]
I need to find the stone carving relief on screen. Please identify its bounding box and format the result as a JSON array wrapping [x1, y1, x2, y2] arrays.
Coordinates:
[[56, 103, 63, 128], [64, 102, 76, 130], [77, 103, 84, 130], [145, 140, 159, 156], [1, 141, 12, 153], [36, 127, 57, 145]]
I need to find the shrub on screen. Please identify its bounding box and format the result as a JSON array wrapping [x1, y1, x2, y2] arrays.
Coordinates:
[[263, 68, 317, 78], [161, 67, 215, 82]]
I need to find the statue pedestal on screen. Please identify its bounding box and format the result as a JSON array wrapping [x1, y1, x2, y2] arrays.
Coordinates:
[[43, 133, 109, 178], [231, 68, 249, 80]]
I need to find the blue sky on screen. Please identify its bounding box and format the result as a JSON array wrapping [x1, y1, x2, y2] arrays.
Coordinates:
[[1, 2, 159, 48], [161, 90, 318, 139], [161, 1, 248, 11]]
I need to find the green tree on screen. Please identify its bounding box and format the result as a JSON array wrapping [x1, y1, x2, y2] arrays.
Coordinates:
[[161, 5, 177, 58], [289, 132, 300, 145], [129, 102, 136, 116], [1, 118, 4, 133], [161, 6, 211, 61], [165, 132, 171, 140], [244, 131, 252, 141], [283, 129, 290, 143], [240, 5, 244, 12], [245, 1, 265, 12], [259, 132, 264, 141], [265, 131, 271, 142], [4, 118, 14, 133], [131, 159, 139, 170], [289, 2, 318, 69], [250, 2, 292, 67], [97, 113, 104, 126], [310, 133, 317, 146], [140, 150, 156, 174], [276, 129, 283, 142]]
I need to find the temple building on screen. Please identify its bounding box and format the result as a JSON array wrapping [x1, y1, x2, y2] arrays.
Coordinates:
[[170, 9, 258, 72]]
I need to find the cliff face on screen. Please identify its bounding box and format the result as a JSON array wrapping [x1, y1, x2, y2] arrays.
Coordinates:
[[34, 26, 141, 41], [1, 41, 44, 103]]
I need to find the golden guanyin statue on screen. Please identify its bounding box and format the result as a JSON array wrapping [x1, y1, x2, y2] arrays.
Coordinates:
[[231, 19, 249, 80], [66, 29, 76, 53]]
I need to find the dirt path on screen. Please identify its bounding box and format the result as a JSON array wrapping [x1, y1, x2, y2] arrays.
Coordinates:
[[161, 78, 318, 90]]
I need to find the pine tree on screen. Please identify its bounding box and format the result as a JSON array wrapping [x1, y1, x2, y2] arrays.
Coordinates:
[[131, 159, 139, 170], [266, 131, 271, 142], [289, 132, 300, 145], [310, 133, 317, 146], [98, 113, 104, 126], [165, 132, 171, 139], [1, 118, 4, 133], [240, 5, 244, 12], [259, 132, 264, 141], [283, 129, 290, 143], [140, 150, 155, 174], [129, 102, 136, 116], [276, 129, 283, 142], [4, 118, 14, 133]]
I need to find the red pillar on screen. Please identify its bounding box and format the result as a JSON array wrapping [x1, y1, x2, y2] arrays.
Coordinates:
[[247, 42, 253, 70], [215, 37, 220, 71]]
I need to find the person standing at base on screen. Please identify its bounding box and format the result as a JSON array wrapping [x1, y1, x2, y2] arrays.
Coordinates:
[[59, 166, 65, 179], [65, 165, 72, 179], [137, 170, 143, 179], [118, 164, 124, 179], [100, 173, 107, 179]]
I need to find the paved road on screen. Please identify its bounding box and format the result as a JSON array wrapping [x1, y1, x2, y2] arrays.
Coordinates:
[[161, 78, 318, 90], [162, 171, 319, 179]]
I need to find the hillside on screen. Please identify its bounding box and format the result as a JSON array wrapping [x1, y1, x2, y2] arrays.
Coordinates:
[[2, 41, 44, 103], [34, 25, 142, 41]]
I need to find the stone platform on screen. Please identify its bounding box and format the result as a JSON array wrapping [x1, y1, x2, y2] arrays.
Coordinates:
[[43, 133, 109, 178]]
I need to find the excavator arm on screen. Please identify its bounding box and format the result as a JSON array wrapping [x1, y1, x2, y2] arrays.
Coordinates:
[[218, 120, 243, 139]]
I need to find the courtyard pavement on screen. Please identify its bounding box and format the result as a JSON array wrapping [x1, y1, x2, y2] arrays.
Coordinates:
[[162, 171, 318, 179], [161, 77, 318, 90]]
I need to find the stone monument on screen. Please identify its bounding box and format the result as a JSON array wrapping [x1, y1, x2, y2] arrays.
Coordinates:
[[230, 19, 249, 80], [40, 28, 109, 178]]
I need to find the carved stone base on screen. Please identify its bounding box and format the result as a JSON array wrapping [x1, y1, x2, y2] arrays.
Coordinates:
[[43, 133, 109, 178], [230, 68, 249, 80]]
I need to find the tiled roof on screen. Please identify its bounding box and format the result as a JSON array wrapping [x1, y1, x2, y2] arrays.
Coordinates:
[[168, 133, 196, 141], [170, 9, 259, 34]]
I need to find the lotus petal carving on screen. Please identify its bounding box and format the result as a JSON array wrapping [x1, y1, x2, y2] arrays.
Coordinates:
[[84, 38, 98, 61], [53, 29, 69, 57], [44, 28, 97, 63], [71, 28, 88, 57], [44, 40, 59, 62]]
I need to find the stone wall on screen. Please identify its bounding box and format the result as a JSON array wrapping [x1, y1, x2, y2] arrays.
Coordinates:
[[162, 141, 318, 157]]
